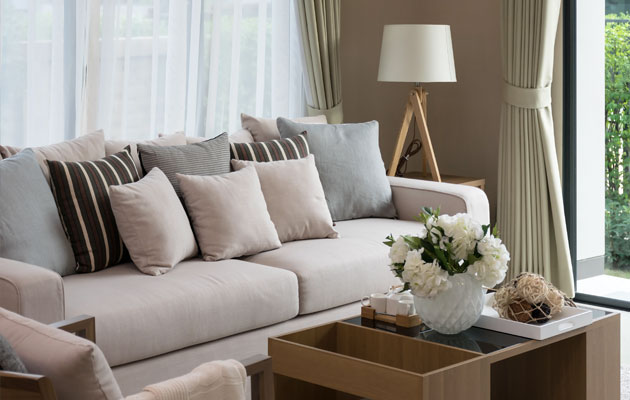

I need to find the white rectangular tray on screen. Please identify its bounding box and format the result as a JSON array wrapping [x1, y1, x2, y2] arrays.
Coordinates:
[[473, 293, 593, 340]]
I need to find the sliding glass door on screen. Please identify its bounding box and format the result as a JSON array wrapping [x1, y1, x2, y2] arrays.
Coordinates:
[[567, 0, 630, 309]]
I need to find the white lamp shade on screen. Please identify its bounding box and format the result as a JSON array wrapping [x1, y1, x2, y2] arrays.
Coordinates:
[[377, 24, 456, 83]]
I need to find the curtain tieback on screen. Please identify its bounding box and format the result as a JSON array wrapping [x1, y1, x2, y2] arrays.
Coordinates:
[[307, 101, 343, 124], [502, 82, 552, 109]]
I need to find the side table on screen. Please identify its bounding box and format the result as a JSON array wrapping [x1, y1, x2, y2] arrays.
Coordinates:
[[403, 170, 486, 191]]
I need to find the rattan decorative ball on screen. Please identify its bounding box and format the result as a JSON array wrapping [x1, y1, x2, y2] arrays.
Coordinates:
[[493, 272, 573, 324]]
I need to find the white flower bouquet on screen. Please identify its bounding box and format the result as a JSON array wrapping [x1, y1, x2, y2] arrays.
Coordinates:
[[385, 208, 510, 299]]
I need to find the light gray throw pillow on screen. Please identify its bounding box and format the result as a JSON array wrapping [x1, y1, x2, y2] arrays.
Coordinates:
[[277, 118, 397, 221], [0, 149, 76, 276], [0, 335, 27, 373]]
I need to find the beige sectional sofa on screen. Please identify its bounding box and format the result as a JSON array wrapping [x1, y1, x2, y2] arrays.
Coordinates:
[[0, 140, 489, 395]]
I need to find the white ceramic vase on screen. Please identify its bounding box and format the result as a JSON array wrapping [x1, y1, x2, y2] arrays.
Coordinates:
[[413, 273, 484, 335]]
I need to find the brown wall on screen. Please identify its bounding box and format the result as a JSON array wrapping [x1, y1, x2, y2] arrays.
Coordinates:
[[340, 0, 502, 220]]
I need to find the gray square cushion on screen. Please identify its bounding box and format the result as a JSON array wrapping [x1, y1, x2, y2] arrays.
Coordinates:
[[137, 133, 230, 196], [0, 149, 75, 276], [277, 118, 396, 221], [0, 335, 27, 373]]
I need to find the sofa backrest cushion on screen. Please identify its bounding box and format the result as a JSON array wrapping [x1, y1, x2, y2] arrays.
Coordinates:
[[0, 150, 76, 276], [47, 150, 139, 273], [277, 118, 397, 221], [241, 113, 327, 142], [230, 134, 309, 162], [137, 133, 230, 197], [109, 168, 198, 275], [227, 129, 255, 143], [0, 307, 123, 400], [0, 145, 20, 160], [105, 132, 187, 177], [0, 131, 106, 182]]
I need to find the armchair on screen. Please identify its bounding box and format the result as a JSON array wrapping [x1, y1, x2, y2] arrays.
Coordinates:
[[0, 310, 273, 400]]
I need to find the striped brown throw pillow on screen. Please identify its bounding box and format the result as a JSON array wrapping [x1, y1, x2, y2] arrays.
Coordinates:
[[230, 134, 309, 162], [47, 150, 139, 273]]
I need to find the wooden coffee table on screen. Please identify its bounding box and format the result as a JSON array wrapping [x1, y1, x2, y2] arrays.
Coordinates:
[[268, 309, 619, 399]]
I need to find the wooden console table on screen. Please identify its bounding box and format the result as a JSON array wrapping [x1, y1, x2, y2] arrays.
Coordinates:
[[269, 310, 619, 399]]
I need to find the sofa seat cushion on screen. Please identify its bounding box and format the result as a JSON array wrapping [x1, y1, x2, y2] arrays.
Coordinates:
[[63, 259, 298, 367], [246, 218, 423, 315]]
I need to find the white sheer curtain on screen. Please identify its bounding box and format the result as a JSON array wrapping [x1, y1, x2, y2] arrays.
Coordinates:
[[0, 0, 305, 147]]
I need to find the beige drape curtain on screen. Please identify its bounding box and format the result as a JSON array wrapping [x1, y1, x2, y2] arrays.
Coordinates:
[[297, 0, 343, 123], [498, 0, 575, 296]]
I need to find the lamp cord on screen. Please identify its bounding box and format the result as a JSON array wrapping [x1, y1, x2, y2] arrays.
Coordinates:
[[395, 116, 422, 177]]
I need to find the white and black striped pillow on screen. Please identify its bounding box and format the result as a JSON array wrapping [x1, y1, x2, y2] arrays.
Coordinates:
[[47, 150, 139, 273], [137, 133, 230, 196], [230, 134, 309, 162]]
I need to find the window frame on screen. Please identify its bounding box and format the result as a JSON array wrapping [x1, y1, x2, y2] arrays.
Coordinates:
[[565, 0, 630, 311]]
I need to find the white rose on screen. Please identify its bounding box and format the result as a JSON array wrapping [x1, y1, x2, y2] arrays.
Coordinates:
[[417, 225, 428, 240], [402, 251, 451, 298], [469, 235, 510, 287], [438, 213, 484, 260], [468, 258, 506, 287], [388, 236, 409, 265]]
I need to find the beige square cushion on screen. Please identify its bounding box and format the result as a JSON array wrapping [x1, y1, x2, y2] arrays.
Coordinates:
[[241, 113, 327, 142], [177, 167, 281, 261], [232, 155, 337, 243], [0, 307, 122, 400], [31, 130, 106, 181], [109, 168, 198, 275], [106, 132, 187, 176]]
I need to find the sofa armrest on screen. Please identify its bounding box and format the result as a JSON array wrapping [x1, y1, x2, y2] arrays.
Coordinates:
[[0, 257, 65, 324], [389, 176, 490, 225], [50, 315, 95, 343]]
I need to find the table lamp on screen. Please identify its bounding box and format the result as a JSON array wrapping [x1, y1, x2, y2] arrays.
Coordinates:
[[377, 24, 457, 180]]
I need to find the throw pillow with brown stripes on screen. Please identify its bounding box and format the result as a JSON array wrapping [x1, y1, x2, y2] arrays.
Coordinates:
[[230, 133, 309, 162], [47, 150, 139, 273]]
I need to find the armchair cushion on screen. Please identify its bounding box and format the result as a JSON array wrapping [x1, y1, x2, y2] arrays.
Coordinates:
[[0, 307, 122, 400], [125, 359, 246, 400]]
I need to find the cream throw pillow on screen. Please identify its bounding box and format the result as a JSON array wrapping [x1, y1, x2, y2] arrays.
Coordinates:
[[177, 167, 281, 261], [231, 155, 338, 243], [241, 113, 327, 142], [109, 168, 198, 275]]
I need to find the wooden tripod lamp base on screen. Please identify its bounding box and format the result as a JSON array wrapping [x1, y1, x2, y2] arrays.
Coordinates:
[[387, 87, 441, 181]]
